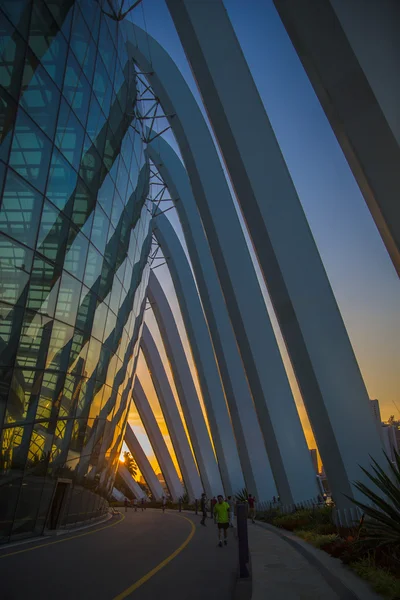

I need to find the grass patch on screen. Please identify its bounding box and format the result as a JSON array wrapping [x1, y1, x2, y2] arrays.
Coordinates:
[[295, 530, 338, 549], [350, 557, 400, 599]]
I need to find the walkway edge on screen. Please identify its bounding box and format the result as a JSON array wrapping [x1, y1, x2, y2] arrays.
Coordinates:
[[253, 521, 382, 600]]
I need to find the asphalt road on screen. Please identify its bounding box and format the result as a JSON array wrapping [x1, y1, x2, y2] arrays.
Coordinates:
[[0, 510, 238, 600]]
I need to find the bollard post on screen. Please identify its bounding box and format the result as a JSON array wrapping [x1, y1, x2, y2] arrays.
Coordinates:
[[236, 503, 249, 578], [195, 499, 198, 515]]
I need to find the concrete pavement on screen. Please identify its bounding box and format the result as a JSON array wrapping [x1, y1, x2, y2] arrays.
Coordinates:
[[249, 522, 383, 600], [0, 509, 237, 600]]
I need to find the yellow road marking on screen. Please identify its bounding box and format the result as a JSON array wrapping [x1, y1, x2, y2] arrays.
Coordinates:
[[112, 514, 196, 600], [0, 513, 125, 559]]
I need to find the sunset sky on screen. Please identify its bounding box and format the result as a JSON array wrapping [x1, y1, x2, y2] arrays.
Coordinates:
[[124, 0, 400, 477]]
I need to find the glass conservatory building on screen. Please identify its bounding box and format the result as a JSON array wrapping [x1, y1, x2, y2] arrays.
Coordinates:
[[0, 0, 151, 542]]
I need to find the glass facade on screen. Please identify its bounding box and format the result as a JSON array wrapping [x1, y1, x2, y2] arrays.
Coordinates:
[[0, 0, 152, 542]]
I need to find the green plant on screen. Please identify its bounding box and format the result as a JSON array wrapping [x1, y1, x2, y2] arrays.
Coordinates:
[[272, 511, 311, 531], [235, 487, 249, 503], [351, 556, 400, 599], [295, 530, 338, 549], [348, 449, 400, 549]]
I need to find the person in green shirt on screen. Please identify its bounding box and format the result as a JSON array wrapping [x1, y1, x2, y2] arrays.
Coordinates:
[[213, 494, 230, 547]]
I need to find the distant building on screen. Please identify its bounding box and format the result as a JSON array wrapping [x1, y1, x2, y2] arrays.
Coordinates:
[[310, 449, 319, 474], [370, 399, 382, 426], [381, 425, 399, 463]]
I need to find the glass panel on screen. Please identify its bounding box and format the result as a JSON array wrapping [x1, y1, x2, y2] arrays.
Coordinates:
[[0, 167, 43, 248], [84, 336, 101, 379], [70, 179, 95, 229], [71, 68, 91, 128], [93, 53, 111, 116], [0, 303, 24, 368], [46, 146, 77, 215], [86, 93, 104, 144], [9, 108, 52, 193], [29, 4, 68, 89], [0, 366, 12, 428], [90, 203, 109, 255], [0, 234, 33, 307], [27, 255, 61, 317], [79, 142, 103, 192], [64, 228, 89, 281], [59, 373, 81, 419], [68, 329, 87, 375], [0, 18, 26, 101], [36, 199, 69, 265], [55, 99, 85, 172], [110, 191, 123, 229], [45, 319, 74, 372], [83, 243, 103, 291], [98, 17, 116, 76], [91, 301, 107, 342], [20, 51, 61, 138], [97, 174, 114, 218], [4, 368, 39, 425], [0, 87, 18, 163], [75, 285, 96, 336], [16, 310, 53, 370], [55, 271, 82, 325], [1, 1, 31, 39]]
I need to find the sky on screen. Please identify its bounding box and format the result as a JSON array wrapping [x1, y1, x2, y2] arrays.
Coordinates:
[[123, 0, 400, 475]]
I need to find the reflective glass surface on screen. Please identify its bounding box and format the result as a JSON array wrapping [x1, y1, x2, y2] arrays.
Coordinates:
[[0, 0, 151, 544]]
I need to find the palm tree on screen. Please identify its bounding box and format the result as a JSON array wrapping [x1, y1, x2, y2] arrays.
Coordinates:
[[123, 451, 138, 477]]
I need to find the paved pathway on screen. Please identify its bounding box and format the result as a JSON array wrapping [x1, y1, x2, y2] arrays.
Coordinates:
[[0, 510, 237, 600], [249, 523, 383, 600]]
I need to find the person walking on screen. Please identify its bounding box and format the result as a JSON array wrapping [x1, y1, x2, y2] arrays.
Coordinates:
[[211, 496, 217, 519], [162, 495, 167, 513], [248, 494, 256, 523], [214, 495, 230, 547], [141, 497, 145, 512], [133, 498, 138, 512], [124, 498, 129, 513], [200, 492, 207, 526], [227, 495, 235, 527]]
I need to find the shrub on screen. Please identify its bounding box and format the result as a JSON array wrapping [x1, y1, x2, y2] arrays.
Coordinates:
[[272, 506, 335, 532], [295, 530, 338, 549], [351, 557, 400, 600], [272, 511, 312, 531]]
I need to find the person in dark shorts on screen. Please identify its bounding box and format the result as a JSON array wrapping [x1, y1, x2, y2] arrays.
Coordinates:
[[248, 494, 256, 523], [200, 492, 207, 526], [213, 494, 230, 547]]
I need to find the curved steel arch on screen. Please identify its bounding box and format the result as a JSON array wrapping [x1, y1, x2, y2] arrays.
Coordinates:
[[141, 322, 203, 500], [132, 377, 183, 502], [153, 211, 246, 496], [148, 137, 277, 502], [147, 271, 223, 497], [124, 23, 318, 504]]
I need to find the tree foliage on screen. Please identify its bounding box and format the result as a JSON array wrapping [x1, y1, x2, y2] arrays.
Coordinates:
[[123, 451, 137, 477]]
